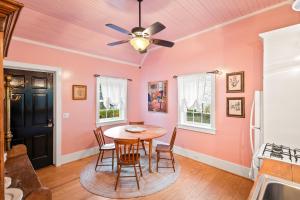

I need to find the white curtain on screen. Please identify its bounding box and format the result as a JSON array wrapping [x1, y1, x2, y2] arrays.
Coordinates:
[[99, 76, 127, 109], [178, 73, 211, 111]]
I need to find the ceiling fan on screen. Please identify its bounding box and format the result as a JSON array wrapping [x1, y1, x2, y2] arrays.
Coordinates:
[[105, 0, 175, 53]]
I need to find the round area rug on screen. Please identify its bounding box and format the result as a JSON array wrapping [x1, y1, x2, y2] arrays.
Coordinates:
[[80, 154, 181, 199]]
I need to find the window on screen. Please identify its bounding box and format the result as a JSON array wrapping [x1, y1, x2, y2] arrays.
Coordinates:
[[96, 76, 127, 125], [177, 73, 215, 134]]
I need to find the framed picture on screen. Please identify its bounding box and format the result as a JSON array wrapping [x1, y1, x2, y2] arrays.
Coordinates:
[[226, 97, 245, 118], [148, 80, 168, 113], [72, 85, 87, 100], [226, 71, 244, 93]]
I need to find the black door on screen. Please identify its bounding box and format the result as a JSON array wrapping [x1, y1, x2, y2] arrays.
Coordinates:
[[5, 69, 53, 169]]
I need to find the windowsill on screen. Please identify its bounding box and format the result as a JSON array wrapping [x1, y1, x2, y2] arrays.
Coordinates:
[[178, 124, 216, 134], [96, 119, 127, 127]]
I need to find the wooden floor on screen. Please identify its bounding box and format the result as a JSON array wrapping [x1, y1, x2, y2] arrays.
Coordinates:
[[36, 154, 253, 200]]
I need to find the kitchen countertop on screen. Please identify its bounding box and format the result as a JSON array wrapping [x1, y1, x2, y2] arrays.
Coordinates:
[[259, 158, 300, 183], [248, 158, 300, 199], [259, 159, 293, 181]]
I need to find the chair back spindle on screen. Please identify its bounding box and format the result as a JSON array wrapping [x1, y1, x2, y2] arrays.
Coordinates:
[[170, 127, 177, 150], [156, 127, 177, 173], [114, 138, 142, 190], [93, 126, 115, 171], [128, 121, 147, 155], [94, 127, 105, 147], [115, 139, 140, 164]]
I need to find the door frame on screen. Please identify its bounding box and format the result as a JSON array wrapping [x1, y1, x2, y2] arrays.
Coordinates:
[[4, 60, 62, 166]]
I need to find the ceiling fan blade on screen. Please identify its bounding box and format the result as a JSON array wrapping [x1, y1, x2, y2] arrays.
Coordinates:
[[152, 39, 174, 48], [107, 40, 129, 46], [105, 23, 131, 35], [143, 22, 166, 36]]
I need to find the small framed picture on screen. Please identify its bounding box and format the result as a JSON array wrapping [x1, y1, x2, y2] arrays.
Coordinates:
[[72, 85, 87, 100], [226, 71, 244, 93], [226, 97, 245, 118]]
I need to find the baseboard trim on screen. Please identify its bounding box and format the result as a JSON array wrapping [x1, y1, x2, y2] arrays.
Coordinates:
[[61, 146, 99, 165], [153, 140, 250, 179], [61, 141, 250, 179]]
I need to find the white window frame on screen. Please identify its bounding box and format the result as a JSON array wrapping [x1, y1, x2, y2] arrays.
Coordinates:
[[96, 77, 127, 126], [177, 74, 216, 134]]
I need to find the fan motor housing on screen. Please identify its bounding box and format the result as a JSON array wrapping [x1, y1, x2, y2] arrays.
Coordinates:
[[131, 27, 145, 36]]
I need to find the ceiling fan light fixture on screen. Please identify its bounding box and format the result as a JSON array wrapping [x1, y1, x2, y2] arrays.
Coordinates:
[[130, 37, 150, 52]]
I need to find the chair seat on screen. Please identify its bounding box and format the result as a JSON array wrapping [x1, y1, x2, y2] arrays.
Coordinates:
[[101, 143, 115, 150], [156, 144, 171, 152], [119, 153, 140, 164]]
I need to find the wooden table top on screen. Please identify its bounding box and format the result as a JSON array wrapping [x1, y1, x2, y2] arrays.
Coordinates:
[[104, 125, 167, 140]]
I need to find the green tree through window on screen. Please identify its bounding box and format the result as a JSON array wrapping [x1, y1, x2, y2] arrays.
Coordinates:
[[99, 85, 120, 119]]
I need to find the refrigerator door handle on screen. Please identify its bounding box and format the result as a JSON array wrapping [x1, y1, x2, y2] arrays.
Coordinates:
[[250, 126, 261, 130], [250, 98, 255, 153]]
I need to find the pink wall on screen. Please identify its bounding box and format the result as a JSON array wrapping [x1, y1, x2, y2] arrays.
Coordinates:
[[140, 5, 300, 167], [5, 4, 300, 168], [6, 40, 142, 155]]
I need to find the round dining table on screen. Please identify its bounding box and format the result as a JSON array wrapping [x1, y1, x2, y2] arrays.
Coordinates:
[[104, 124, 167, 173]]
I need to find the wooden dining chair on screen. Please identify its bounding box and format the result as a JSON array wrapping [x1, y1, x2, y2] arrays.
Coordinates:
[[156, 127, 177, 172], [114, 138, 143, 190], [129, 121, 147, 155], [93, 127, 115, 171]]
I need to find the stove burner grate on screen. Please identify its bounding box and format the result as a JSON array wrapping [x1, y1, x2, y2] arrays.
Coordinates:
[[263, 143, 292, 161], [270, 151, 284, 159], [294, 149, 300, 163], [272, 144, 284, 153]]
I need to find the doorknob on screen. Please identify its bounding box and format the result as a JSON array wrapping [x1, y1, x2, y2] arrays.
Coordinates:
[[48, 119, 53, 127]]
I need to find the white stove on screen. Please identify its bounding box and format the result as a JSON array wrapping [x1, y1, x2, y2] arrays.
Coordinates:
[[257, 143, 300, 165]]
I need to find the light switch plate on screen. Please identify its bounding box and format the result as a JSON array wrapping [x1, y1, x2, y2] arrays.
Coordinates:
[[63, 113, 70, 119]]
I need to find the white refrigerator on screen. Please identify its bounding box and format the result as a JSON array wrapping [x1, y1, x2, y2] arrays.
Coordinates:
[[260, 23, 300, 148], [249, 91, 263, 179], [250, 91, 263, 155], [249, 23, 300, 179]]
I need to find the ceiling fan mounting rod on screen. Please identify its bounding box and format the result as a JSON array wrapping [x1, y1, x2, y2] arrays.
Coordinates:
[[138, 0, 143, 27]]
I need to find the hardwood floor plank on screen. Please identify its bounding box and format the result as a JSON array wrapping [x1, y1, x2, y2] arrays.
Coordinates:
[[37, 154, 253, 200]]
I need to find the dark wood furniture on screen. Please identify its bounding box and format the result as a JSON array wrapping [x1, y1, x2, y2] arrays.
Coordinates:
[[114, 138, 143, 190], [0, 0, 23, 57], [0, 1, 23, 199], [5, 145, 52, 199], [94, 127, 115, 171], [156, 127, 177, 172], [129, 121, 147, 155]]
